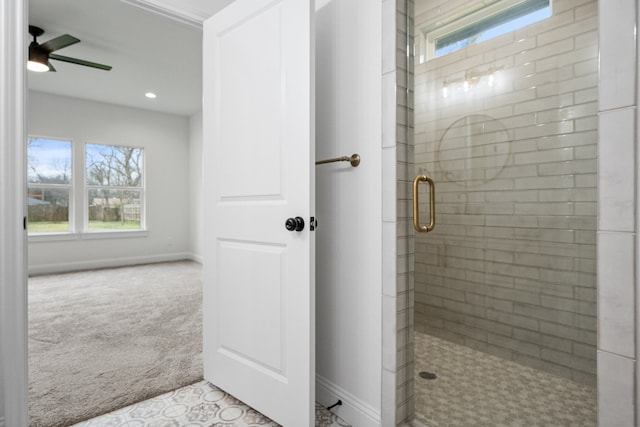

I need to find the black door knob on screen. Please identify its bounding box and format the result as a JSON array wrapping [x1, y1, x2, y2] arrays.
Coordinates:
[[285, 216, 305, 232]]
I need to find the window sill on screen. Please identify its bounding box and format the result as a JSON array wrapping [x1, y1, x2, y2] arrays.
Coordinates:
[[81, 230, 149, 240], [28, 232, 78, 243], [28, 229, 149, 243]]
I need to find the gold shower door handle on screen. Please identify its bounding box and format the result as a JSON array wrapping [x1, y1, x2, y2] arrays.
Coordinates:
[[413, 175, 435, 233]]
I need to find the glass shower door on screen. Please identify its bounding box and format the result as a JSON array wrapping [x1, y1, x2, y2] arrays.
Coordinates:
[[409, 0, 598, 424]]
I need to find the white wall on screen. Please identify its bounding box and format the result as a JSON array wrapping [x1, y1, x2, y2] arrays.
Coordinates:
[[315, 1, 383, 426], [27, 91, 192, 274], [188, 111, 203, 261]]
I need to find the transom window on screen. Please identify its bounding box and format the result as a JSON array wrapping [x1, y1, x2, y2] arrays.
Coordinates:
[[421, 0, 552, 62]]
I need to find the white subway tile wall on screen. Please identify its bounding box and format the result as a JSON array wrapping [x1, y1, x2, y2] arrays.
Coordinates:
[[412, 0, 598, 387], [597, 350, 636, 426], [392, 0, 415, 423], [596, 0, 638, 424]]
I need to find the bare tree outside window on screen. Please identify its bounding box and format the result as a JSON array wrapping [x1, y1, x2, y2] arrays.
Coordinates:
[[26, 138, 146, 234], [86, 144, 144, 231]]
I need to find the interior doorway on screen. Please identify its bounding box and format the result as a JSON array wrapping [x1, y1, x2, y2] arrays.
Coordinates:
[[25, 0, 204, 424]]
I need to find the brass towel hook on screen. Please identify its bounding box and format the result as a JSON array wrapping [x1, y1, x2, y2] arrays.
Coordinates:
[[316, 153, 360, 167]]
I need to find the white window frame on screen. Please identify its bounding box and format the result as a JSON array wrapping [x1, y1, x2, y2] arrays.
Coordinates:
[[27, 137, 147, 241], [26, 136, 75, 236], [83, 142, 146, 235]]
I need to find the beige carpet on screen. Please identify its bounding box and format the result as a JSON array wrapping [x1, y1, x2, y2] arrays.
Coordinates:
[[28, 260, 203, 427]]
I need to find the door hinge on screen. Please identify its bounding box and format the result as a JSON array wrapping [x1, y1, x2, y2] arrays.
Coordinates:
[[310, 216, 317, 231]]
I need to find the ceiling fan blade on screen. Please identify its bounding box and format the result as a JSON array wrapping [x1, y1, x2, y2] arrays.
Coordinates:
[[47, 61, 56, 72], [40, 34, 80, 53], [49, 54, 112, 71]]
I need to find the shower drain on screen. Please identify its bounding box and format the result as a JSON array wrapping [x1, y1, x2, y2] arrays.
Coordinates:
[[418, 371, 437, 380]]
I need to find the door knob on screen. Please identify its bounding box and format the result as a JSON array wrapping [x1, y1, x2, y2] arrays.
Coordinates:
[[285, 216, 305, 232]]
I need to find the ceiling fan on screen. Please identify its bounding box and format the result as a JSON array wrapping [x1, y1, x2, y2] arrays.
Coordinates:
[[28, 25, 112, 72]]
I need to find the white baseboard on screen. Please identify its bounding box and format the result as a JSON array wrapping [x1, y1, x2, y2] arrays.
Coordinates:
[[187, 252, 203, 264], [28, 252, 194, 276], [316, 375, 380, 427]]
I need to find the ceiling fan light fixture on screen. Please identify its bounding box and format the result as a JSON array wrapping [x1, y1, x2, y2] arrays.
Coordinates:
[[27, 25, 111, 73], [28, 43, 50, 72], [27, 60, 50, 72]]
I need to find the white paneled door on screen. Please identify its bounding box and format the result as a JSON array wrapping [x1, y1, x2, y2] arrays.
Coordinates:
[[202, 1, 315, 426]]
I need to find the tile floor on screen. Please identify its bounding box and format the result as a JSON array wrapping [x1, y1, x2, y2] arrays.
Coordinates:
[[59, 331, 598, 427], [413, 332, 597, 427], [72, 380, 349, 427]]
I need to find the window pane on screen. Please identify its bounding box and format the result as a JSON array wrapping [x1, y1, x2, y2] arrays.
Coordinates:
[[27, 138, 72, 184], [86, 144, 143, 187], [88, 189, 141, 231], [27, 187, 70, 233], [432, 0, 552, 59]]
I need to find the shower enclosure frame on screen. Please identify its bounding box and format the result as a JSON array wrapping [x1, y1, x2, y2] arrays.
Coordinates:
[[390, 0, 640, 425]]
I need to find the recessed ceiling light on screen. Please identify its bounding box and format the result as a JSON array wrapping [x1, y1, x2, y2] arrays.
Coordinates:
[[145, 92, 157, 99]]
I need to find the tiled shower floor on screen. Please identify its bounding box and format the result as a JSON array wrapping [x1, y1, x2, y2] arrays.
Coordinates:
[[414, 332, 597, 427], [72, 380, 349, 427]]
